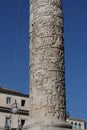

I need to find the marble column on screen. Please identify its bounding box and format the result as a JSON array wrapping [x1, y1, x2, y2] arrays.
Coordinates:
[[23, 0, 72, 130]]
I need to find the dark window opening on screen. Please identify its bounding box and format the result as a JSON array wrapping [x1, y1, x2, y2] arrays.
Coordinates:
[[71, 122, 73, 125], [21, 120, 25, 127], [6, 97, 11, 105], [21, 100, 25, 106]]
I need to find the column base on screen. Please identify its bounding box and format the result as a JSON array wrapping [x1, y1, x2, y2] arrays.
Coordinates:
[[23, 119, 72, 130]]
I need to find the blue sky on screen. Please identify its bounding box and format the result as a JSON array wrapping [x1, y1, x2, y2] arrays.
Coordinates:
[[0, 0, 87, 121], [0, 0, 29, 94], [63, 0, 87, 121]]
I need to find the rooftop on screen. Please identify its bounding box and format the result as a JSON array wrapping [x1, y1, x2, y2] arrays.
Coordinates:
[[0, 87, 29, 98]]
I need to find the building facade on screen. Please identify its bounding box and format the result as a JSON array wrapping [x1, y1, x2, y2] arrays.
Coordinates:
[[66, 117, 86, 130], [0, 87, 29, 129]]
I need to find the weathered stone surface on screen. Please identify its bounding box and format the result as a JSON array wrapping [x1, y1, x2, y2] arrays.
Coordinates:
[[29, 0, 67, 126]]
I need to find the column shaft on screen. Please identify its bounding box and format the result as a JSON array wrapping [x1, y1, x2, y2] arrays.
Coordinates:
[[29, 0, 66, 124]]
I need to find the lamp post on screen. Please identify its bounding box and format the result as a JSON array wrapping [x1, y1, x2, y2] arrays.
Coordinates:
[[10, 99, 21, 130], [11, 99, 20, 114]]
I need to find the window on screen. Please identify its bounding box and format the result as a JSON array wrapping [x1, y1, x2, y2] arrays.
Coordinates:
[[5, 117, 10, 126], [78, 123, 81, 129], [21, 120, 25, 127], [21, 100, 25, 107], [6, 97, 11, 105], [71, 122, 73, 126], [75, 122, 77, 128]]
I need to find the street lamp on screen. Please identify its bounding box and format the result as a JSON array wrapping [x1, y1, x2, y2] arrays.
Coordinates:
[[4, 99, 21, 130], [10, 99, 21, 130], [11, 99, 20, 114]]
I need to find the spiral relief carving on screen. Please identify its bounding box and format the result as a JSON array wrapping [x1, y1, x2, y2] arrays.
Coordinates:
[[29, 0, 66, 123]]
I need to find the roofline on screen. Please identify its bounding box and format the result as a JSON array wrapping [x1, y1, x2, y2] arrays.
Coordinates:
[[0, 87, 29, 98], [67, 117, 86, 123]]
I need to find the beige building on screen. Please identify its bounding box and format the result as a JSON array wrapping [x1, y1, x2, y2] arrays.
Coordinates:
[[66, 117, 86, 130], [0, 87, 29, 129]]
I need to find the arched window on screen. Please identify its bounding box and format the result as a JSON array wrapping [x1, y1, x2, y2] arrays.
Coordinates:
[[75, 122, 77, 128], [71, 122, 73, 126], [78, 123, 81, 129]]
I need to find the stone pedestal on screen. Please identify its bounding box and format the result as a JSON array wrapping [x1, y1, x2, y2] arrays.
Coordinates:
[[23, 120, 71, 130], [23, 126, 71, 130], [23, 0, 72, 130]]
